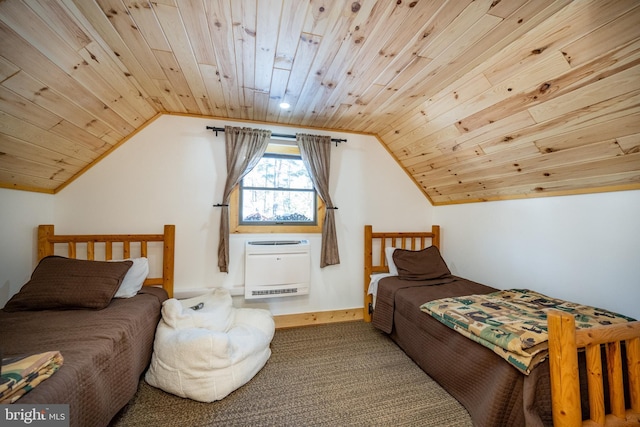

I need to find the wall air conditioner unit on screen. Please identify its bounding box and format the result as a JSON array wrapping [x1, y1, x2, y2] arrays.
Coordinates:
[[244, 239, 310, 299]]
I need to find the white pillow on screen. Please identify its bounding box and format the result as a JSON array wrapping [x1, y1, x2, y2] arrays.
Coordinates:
[[113, 257, 149, 298], [385, 247, 398, 276]]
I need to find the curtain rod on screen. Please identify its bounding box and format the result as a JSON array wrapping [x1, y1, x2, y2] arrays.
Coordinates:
[[206, 126, 346, 146]]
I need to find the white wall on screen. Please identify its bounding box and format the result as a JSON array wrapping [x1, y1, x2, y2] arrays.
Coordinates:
[[433, 191, 640, 319], [0, 188, 54, 305], [2, 114, 638, 321], [49, 114, 434, 315]]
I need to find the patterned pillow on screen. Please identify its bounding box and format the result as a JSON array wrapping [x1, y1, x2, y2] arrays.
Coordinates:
[[392, 246, 451, 281], [3, 256, 132, 311]]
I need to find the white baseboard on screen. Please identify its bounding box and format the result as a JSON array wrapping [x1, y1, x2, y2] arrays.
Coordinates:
[[228, 287, 244, 296]]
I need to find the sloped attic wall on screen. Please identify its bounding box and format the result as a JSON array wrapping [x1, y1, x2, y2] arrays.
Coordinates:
[[49, 114, 435, 315], [434, 190, 640, 319]]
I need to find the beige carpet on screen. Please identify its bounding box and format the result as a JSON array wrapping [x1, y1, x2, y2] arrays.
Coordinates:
[[110, 321, 472, 426]]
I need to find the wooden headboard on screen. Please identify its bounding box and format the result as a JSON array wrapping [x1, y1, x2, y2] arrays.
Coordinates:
[[37, 224, 175, 298], [363, 224, 441, 323]]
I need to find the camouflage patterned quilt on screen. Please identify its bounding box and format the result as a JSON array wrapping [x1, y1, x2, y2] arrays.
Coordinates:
[[0, 351, 63, 403], [420, 289, 636, 374]]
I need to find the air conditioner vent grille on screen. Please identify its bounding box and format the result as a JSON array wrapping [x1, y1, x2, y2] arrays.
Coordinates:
[[248, 240, 302, 245], [251, 288, 298, 296]]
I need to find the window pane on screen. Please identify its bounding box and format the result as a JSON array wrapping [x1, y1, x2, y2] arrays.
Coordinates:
[[243, 156, 313, 189], [241, 189, 315, 223]]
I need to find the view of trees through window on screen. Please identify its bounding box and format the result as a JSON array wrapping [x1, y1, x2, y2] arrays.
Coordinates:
[[240, 154, 316, 225]]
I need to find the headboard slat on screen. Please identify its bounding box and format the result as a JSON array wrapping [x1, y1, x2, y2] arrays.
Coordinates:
[[585, 344, 605, 424], [87, 241, 94, 260], [68, 242, 76, 258], [607, 342, 626, 418]]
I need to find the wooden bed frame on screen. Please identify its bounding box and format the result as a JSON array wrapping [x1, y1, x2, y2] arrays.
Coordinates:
[[363, 224, 440, 322], [364, 224, 640, 426], [548, 310, 640, 426], [37, 224, 175, 298], [1, 225, 176, 426]]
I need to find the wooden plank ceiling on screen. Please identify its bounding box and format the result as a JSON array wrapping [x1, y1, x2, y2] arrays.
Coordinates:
[[0, 0, 639, 204]]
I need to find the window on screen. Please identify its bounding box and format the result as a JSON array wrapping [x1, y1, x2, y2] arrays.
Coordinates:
[[230, 143, 324, 233], [240, 153, 316, 225]]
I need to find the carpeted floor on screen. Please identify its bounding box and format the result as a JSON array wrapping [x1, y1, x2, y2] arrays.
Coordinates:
[[109, 321, 472, 426]]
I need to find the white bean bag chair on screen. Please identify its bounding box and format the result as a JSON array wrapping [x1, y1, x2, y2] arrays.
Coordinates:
[[145, 288, 275, 402]]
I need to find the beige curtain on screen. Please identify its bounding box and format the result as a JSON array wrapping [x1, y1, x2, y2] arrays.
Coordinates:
[[297, 133, 340, 267], [217, 126, 271, 272]]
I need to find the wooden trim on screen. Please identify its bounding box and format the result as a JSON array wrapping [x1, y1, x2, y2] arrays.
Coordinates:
[[363, 224, 441, 323], [431, 183, 640, 206], [273, 308, 363, 329], [178, 111, 376, 140], [0, 183, 55, 194]]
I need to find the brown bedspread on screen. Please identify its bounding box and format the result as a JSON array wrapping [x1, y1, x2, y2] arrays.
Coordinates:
[[0, 287, 167, 427], [372, 276, 456, 333], [372, 276, 554, 426]]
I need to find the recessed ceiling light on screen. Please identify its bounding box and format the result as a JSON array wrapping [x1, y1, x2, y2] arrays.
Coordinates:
[[279, 102, 290, 109]]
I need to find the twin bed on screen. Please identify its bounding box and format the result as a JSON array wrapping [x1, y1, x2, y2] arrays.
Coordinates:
[[0, 225, 175, 427], [2, 223, 637, 426], [364, 225, 640, 427]]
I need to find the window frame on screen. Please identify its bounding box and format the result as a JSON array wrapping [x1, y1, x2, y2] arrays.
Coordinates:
[[230, 143, 324, 234]]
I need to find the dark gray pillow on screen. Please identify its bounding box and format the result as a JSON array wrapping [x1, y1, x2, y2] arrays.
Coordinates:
[[3, 256, 132, 311], [392, 246, 451, 281]]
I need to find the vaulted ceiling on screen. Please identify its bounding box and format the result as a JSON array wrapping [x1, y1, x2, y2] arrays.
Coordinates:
[[1, 0, 639, 204]]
